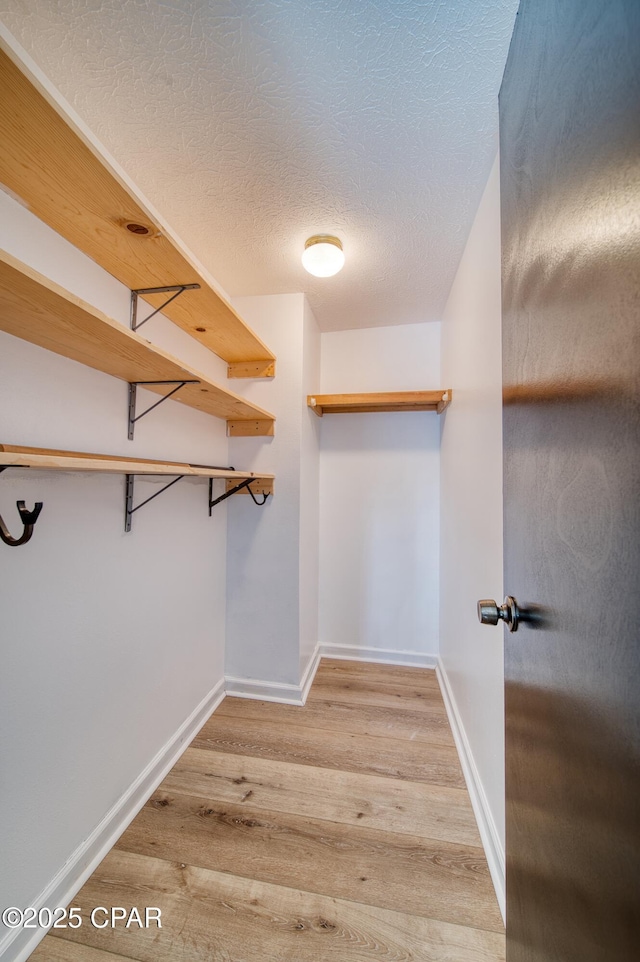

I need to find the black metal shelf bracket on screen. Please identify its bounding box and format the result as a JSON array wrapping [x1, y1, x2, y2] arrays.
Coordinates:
[[128, 282, 202, 438], [130, 284, 201, 333], [208, 477, 270, 516], [128, 380, 200, 440], [125, 473, 185, 533]]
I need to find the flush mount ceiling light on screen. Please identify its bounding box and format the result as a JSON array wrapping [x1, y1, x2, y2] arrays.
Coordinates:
[[302, 235, 345, 277]]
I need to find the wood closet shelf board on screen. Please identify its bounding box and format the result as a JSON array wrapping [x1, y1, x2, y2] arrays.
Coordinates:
[[225, 478, 274, 496], [0, 48, 275, 368], [308, 391, 452, 416], [0, 250, 275, 430], [0, 445, 274, 483]]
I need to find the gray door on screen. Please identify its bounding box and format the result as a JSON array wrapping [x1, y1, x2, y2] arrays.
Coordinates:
[[499, 1, 640, 959]]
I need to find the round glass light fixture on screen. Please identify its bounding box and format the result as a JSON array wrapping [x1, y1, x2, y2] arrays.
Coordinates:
[[302, 235, 345, 277]]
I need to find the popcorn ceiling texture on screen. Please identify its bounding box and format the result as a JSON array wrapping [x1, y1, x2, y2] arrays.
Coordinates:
[[0, 0, 518, 331]]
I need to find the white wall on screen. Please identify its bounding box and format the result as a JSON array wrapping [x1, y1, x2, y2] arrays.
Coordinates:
[[439, 156, 505, 913], [0, 189, 230, 957], [318, 324, 441, 663], [226, 294, 321, 691]]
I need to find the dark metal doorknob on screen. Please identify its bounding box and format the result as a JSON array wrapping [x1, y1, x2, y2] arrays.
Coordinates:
[[477, 596, 520, 632]]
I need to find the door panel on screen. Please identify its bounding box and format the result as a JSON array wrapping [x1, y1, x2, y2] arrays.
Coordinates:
[[499, 1, 640, 959]]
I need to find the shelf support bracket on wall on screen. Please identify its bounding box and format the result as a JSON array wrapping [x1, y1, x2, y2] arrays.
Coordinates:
[[125, 473, 184, 533], [130, 284, 201, 332], [208, 478, 270, 515], [128, 380, 200, 440]]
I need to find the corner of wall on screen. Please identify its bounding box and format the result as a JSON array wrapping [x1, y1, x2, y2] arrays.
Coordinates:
[[225, 293, 320, 690]]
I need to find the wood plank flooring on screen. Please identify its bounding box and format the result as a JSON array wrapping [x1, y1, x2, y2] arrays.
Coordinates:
[[31, 659, 504, 961]]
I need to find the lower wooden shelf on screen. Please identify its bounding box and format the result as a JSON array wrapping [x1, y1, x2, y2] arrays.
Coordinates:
[[0, 444, 273, 484], [0, 444, 274, 539], [307, 391, 451, 416]]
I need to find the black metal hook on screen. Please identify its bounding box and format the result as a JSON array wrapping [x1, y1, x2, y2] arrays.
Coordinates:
[[208, 478, 271, 514], [0, 500, 44, 547], [247, 485, 269, 506]]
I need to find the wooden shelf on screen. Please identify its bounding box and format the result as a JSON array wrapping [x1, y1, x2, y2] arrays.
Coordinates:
[[0, 445, 273, 535], [0, 445, 274, 489], [0, 48, 275, 375], [0, 250, 275, 436], [307, 391, 452, 416]]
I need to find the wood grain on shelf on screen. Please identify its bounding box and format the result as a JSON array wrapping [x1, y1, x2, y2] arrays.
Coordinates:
[[228, 360, 276, 379], [307, 390, 451, 415], [0, 48, 275, 370], [0, 444, 274, 484], [226, 419, 276, 437], [32, 659, 504, 961], [0, 250, 275, 432], [225, 478, 274, 497]]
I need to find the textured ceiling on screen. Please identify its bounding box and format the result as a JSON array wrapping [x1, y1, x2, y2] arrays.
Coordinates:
[[0, 0, 519, 331]]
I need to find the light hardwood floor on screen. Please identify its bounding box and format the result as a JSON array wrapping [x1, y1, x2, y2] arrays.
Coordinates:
[[31, 659, 505, 961]]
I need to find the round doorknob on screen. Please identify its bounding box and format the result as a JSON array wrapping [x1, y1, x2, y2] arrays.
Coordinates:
[[477, 596, 520, 632]]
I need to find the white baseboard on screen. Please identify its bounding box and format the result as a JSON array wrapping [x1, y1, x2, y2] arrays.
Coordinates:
[[299, 646, 322, 702], [436, 660, 506, 923], [319, 643, 437, 669], [224, 645, 435, 705], [3, 679, 225, 962], [225, 645, 322, 706]]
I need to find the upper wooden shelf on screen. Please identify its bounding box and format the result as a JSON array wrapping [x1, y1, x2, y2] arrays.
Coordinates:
[[307, 391, 452, 416], [0, 48, 275, 376], [0, 445, 273, 490], [0, 250, 275, 436]]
